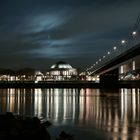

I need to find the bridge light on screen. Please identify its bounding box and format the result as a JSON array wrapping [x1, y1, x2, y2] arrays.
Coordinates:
[[121, 40, 126, 44], [113, 46, 117, 50], [103, 55, 106, 58], [107, 51, 110, 55], [132, 31, 137, 35]]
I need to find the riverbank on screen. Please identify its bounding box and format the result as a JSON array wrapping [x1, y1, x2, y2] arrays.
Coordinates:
[[0, 112, 51, 140], [0, 112, 76, 140], [0, 81, 139, 88]]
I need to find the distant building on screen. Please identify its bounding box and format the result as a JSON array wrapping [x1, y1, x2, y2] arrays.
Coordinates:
[[0, 62, 79, 81], [46, 61, 78, 80], [35, 70, 44, 81], [119, 55, 140, 80], [0, 68, 35, 81]]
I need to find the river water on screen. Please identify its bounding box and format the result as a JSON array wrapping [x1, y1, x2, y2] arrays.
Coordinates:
[[0, 88, 140, 140]]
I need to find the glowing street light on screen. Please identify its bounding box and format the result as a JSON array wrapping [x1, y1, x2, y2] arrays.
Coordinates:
[[96, 61, 98, 64], [132, 31, 137, 39], [103, 55, 106, 58], [99, 59, 101, 61], [132, 31, 137, 36], [121, 40, 126, 44], [113, 46, 117, 50], [107, 51, 110, 55]]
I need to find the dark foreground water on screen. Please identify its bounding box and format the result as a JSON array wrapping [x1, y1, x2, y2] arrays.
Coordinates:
[[0, 88, 140, 140]]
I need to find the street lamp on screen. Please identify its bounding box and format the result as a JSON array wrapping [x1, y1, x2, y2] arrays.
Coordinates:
[[121, 40, 126, 44], [132, 31, 137, 36], [113, 46, 117, 50], [107, 51, 110, 55]]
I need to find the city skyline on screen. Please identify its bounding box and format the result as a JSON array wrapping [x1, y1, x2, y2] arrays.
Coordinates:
[[0, 0, 140, 70]]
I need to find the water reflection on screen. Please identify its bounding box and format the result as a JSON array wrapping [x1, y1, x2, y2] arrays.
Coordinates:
[[0, 88, 140, 139], [120, 88, 140, 140]]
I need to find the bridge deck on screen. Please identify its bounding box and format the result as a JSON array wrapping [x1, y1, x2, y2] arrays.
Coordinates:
[[92, 43, 140, 75]]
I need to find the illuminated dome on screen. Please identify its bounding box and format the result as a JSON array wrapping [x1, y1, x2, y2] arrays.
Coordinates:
[[47, 61, 78, 81], [50, 61, 73, 69]]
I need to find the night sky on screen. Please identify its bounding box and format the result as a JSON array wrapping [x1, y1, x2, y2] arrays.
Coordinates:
[[0, 0, 140, 71]]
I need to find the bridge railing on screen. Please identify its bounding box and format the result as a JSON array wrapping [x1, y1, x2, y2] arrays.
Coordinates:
[[85, 15, 140, 76]]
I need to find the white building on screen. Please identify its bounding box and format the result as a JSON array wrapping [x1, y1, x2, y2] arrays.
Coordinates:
[[46, 61, 78, 81]]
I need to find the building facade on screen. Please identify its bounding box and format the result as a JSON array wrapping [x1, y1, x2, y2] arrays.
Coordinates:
[[46, 61, 78, 81]]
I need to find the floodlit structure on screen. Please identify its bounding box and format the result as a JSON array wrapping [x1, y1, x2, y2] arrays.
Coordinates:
[[35, 70, 44, 81], [119, 55, 140, 80], [46, 61, 78, 80]]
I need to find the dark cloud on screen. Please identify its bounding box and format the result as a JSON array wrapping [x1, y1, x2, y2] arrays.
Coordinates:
[[0, 0, 140, 70]]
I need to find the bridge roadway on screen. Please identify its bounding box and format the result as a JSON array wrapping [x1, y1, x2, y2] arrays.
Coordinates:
[[92, 43, 140, 75]]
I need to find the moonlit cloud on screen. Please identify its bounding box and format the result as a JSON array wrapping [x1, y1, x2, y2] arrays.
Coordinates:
[[0, 0, 140, 70]]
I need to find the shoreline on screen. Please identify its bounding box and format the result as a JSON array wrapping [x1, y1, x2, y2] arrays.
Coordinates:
[[0, 81, 139, 88]]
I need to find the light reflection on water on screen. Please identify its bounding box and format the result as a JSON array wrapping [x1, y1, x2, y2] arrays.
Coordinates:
[[0, 88, 140, 140]]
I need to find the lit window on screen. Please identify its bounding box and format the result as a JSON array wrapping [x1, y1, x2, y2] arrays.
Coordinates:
[[120, 66, 124, 74], [132, 61, 135, 70]]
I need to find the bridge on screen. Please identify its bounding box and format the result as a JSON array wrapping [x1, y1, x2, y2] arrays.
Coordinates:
[[81, 13, 140, 85], [0, 13, 140, 88]]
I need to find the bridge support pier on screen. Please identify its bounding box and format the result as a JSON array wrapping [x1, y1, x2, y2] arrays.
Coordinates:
[[100, 68, 119, 87]]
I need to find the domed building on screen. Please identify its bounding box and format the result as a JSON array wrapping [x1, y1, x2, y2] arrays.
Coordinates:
[[46, 61, 78, 80]]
